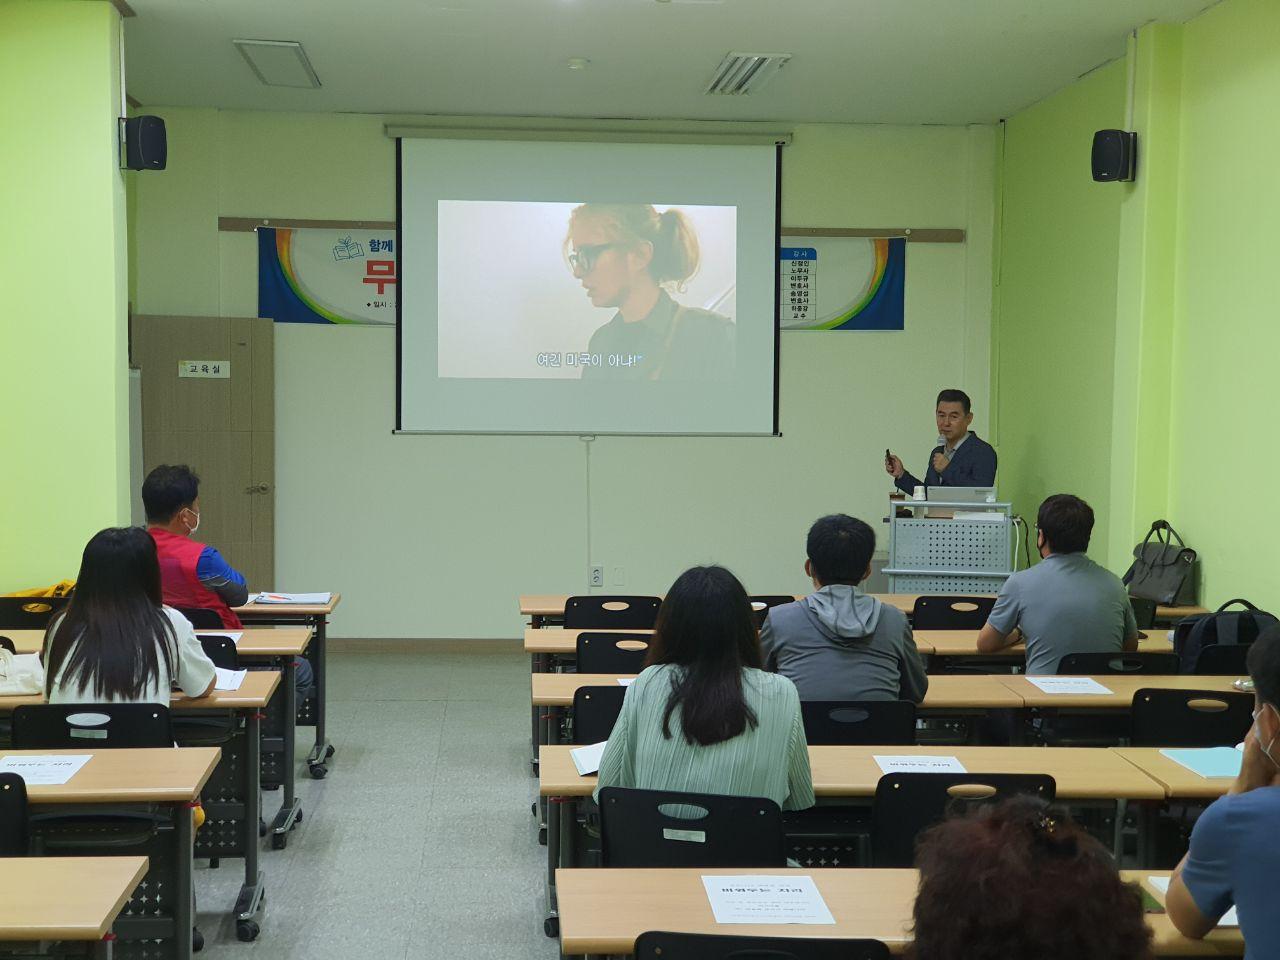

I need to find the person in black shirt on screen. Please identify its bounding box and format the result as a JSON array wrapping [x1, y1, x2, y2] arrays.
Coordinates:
[[565, 203, 734, 380]]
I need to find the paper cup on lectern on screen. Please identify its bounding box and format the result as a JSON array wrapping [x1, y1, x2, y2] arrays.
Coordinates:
[[913, 486, 926, 501]]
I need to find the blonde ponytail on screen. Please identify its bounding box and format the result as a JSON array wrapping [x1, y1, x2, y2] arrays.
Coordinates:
[[566, 203, 702, 290]]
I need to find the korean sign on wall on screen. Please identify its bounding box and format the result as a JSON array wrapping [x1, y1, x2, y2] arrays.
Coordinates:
[[257, 227, 397, 325]]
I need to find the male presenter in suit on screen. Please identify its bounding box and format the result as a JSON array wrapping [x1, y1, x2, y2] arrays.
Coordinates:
[[885, 388, 997, 492]]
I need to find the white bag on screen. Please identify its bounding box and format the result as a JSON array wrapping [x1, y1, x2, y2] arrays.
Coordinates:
[[0, 649, 45, 696]]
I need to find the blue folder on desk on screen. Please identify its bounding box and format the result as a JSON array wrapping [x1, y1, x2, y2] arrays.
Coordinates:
[[1160, 747, 1243, 779]]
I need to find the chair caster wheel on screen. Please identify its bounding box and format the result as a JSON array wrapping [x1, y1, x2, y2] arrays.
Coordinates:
[[236, 920, 260, 942], [193, 927, 205, 952], [538, 827, 547, 845], [531, 801, 537, 816], [543, 916, 559, 938], [208, 858, 220, 869], [309, 763, 328, 779], [258, 818, 267, 837], [271, 832, 287, 850], [325, 744, 335, 759], [295, 809, 304, 824]]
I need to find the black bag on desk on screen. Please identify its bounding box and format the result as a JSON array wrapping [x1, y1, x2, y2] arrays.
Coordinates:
[[1174, 599, 1278, 674], [1123, 520, 1198, 606]]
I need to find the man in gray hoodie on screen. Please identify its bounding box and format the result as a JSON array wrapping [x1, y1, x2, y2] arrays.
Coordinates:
[[760, 514, 928, 703]]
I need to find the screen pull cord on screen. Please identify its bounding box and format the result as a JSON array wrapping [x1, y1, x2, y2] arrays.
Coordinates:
[[581, 435, 596, 592]]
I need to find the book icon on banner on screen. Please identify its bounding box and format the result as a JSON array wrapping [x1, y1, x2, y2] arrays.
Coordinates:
[[332, 236, 365, 261]]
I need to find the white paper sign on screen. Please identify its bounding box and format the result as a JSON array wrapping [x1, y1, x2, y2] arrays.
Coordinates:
[[0, 754, 92, 785], [1027, 677, 1114, 695], [177, 360, 230, 379], [617, 678, 635, 687], [874, 755, 967, 775], [197, 631, 244, 645], [570, 740, 607, 776], [702, 875, 836, 925], [1147, 876, 1238, 926], [251, 592, 332, 605], [213, 668, 247, 692]]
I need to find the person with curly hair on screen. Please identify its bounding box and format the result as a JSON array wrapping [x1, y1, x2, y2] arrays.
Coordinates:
[[907, 795, 1153, 960]]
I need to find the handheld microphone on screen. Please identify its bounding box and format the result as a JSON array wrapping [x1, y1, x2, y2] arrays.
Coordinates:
[[935, 435, 946, 483]]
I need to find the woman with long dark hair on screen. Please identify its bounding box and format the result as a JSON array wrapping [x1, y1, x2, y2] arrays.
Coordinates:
[[595, 565, 813, 810], [44, 527, 216, 704]]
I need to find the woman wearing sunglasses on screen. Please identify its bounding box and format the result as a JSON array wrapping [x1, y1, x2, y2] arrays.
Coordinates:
[[565, 203, 733, 381]]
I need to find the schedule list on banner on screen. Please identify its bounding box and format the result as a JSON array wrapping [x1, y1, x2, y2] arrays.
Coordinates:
[[779, 247, 816, 326]]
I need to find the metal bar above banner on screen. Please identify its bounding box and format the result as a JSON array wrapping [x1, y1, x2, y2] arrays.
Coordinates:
[[782, 226, 965, 243], [218, 217, 395, 233]]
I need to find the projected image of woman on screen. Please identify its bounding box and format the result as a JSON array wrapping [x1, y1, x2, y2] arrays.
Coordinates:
[[566, 203, 734, 380]]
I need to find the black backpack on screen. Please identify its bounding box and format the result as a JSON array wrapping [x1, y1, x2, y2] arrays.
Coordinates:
[[1174, 599, 1278, 674]]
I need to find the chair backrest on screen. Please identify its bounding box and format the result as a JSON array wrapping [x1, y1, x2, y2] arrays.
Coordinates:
[[576, 632, 650, 674], [0, 773, 28, 857], [199, 635, 238, 670], [800, 700, 916, 746], [0, 596, 69, 629], [1129, 596, 1158, 630], [0, 635, 14, 654], [572, 685, 627, 745], [1129, 688, 1254, 747], [1194, 643, 1251, 676], [1056, 651, 1181, 675], [635, 931, 890, 960], [749, 595, 795, 627], [599, 787, 786, 868], [871, 772, 1056, 867], [174, 606, 225, 630], [910, 596, 996, 630], [12, 703, 173, 749], [564, 595, 661, 630]]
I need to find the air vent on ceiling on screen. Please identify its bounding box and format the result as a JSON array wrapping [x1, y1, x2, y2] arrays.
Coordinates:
[[705, 52, 790, 96], [233, 39, 321, 89]]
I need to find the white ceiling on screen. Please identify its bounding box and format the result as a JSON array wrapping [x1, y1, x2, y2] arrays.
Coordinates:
[[123, 0, 1216, 124]]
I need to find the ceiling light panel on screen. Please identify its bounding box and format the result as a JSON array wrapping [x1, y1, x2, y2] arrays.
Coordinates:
[[705, 52, 790, 95], [233, 39, 321, 89]]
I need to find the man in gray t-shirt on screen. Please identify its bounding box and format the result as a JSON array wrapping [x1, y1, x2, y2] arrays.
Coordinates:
[[978, 493, 1138, 674]]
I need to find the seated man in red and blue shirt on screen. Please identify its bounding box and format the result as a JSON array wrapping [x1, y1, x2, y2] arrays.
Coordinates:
[[143, 463, 314, 698]]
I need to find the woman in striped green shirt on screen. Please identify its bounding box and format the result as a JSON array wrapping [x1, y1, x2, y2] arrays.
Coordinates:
[[595, 565, 815, 811]]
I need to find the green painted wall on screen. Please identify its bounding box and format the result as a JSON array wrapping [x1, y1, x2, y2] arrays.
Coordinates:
[[993, 61, 1126, 562], [1169, 0, 1280, 610], [0, 0, 130, 589]]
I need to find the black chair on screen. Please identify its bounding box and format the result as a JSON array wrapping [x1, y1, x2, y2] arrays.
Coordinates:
[[576, 632, 650, 674], [0, 772, 28, 856], [910, 596, 996, 630], [599, 787, 785, 867], [13, 703, 173, 749], [1057, 651, 1180, 675], [564, 595, 661, 630], [174, 606, 225, 630], [871, 772, 1056, 867], [1130, 596, 1158, 630], [749, 595, 795, 627], [572, 685, 627, 744], [801, 700, 916, 746], [0, 635, 14, 654], [0, 596, 69, 629], [1194, 643, 1251, 676], [1130, 688, 1254, 747], [199, 635, 238, 670], [636, 931, 890, 960]]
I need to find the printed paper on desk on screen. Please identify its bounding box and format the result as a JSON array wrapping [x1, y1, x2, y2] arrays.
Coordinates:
[[702, 875, 836, 925], [617, 678, 635, 687], [252, 592, 332, 605], [0, 754, 92, 785], [1027, 677, 1113, 695], [874, 755, 967, 775], [570, 740, 607, 776], [1160, 747, 1243, 779], [1147, 877, 1238, 926], [213, 668, 247, 692], [197, 631, 244, 645]]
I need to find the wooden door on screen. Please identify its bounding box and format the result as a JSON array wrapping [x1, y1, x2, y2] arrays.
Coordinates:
[[131, 316, 274, 591]]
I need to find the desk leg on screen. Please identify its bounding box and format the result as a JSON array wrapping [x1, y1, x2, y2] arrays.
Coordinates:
[[175, 802, 194, 960], [233, 709, 265, 938], [544, 793, 560, 934], [1113, 799, 1127, 864], [94, 936, 113, 960], [271, 658, 303, 848], [305, 614, 334, 777]]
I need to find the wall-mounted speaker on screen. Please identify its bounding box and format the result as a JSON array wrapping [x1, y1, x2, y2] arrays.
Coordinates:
[[123, 115, 167, 171], [1092, 129, 1136, 182]]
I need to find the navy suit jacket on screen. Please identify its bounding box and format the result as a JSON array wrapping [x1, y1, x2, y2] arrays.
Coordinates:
[[895, 432, 998, 493]]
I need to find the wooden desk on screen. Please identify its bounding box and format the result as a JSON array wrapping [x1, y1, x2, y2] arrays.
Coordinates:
[[0, 669, 281, 713], [2, 626, 312, 658], [919, 629, 1176, 658], [1003, 675, 1242, 710], [553, 867, 1242, 957], [233, 593, 339, 780], [1113, 747, 1237, 801], [0, 856, 149, 954]]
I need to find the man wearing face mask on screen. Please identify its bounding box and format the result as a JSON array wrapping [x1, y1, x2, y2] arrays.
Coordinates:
[[1166, 625, 1280, 959], [143, 464, 248, 629]]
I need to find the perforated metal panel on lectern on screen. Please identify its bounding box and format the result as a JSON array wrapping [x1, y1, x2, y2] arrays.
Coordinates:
[[884, 497, 1014, 594]]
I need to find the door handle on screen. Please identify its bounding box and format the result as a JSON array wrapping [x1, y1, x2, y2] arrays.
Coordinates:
[[244, 482, 271, 495]]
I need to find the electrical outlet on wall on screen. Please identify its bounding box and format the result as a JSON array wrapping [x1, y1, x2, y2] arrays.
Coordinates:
[[589, 565, 604, 588], [612, 566, 626, 586]]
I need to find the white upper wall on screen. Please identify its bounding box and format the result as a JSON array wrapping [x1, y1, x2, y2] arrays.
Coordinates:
[[131, 109, 996, 638]]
